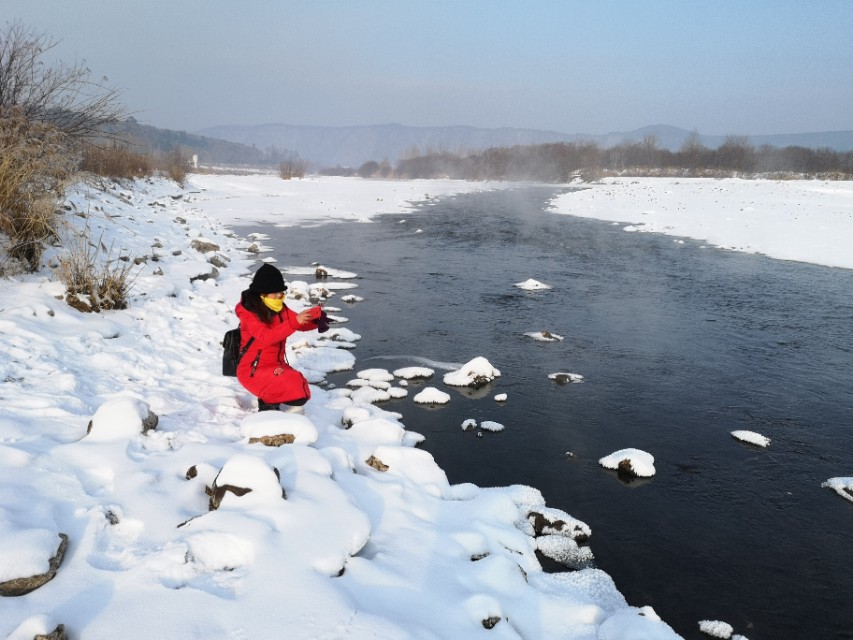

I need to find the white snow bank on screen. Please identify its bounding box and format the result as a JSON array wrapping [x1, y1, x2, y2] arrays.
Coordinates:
[[550, 177, 853, 270]]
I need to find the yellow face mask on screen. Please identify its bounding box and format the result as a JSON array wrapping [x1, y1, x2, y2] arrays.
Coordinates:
[[261, 295, 284, 313]]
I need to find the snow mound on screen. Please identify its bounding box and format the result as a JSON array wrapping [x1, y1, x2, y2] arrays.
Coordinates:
[[443, 356, 501, 387], [480, 421, 505, 432], [357, 368, 395, 382], [86, 397, 156, 442], [514, 278, 552, 291], [413, 387, 451, 404], [599, 449, 656, 477]]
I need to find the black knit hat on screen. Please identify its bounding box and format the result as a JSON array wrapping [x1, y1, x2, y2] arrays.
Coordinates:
[[249, 263, 286, 294]]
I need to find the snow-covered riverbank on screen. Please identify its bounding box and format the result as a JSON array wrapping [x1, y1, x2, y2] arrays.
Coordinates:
[[549, 177, 853, 270]]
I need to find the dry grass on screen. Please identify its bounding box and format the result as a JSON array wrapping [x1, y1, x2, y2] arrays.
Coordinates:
[[0, 110, 75, 271], [55, 226, 138, 312], [161, 148, 189, 186], [279, 160, 306, 180], [80, 143, 154, 179]]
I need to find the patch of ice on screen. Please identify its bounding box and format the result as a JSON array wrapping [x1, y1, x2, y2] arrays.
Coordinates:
[[731, 430, 770, 447], [698, 619, 734, 638], [821, 477, 853, 503]]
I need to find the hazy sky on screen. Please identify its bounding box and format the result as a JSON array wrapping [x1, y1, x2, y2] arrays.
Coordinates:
[[4, 0, 852, 135]]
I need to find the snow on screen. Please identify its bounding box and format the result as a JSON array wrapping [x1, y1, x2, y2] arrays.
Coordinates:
[[412, 386, 452, 404], [698, 619, 734, 638], [514, 278, 552, 290], [393, 366, 435, 380], [526, 330, 564, 341], [4, 172, 852, 638], [494, 393, 508, 402], [821, 477, 853, 503], [599, 449, 657, 477], [442, 356, 501, 387], [550, 372, 585, 384], [731, 430, 771, 448], [549, 177, 853, 270], [480, 420, 506, 433]]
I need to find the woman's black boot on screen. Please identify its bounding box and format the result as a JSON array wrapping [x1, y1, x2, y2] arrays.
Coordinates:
[[258, 399, 279, 412]]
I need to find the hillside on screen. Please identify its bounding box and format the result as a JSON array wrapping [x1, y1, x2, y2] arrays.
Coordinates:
[[102, 118, 299, 167]]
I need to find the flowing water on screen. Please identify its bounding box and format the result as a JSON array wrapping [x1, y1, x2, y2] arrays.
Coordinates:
[[239, 186, 853, 640]]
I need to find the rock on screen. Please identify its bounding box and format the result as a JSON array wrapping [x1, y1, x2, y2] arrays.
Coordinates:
[[189, 266, 219, 283], [248, 433, 296, 447], [528, 511, 589, 543], [617, 458, 636, 478], [207, 483, 253, 511], [366, 455, 389, 472], [141, 410, 159, 433], [207, 455, 286, 510], [191, 238, 220, 254], [482, 617, 501, 629], [0, 534, 68, 597], [35, 625, 67, 640], [208, 254, 228, 268], [315, 266, 329, 278]]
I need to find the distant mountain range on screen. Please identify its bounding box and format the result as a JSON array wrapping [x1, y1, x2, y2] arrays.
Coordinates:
[[194, 122, 853, 168]]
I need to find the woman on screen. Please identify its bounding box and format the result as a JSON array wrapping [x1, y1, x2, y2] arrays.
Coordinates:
[[235, 263, 325, 411]]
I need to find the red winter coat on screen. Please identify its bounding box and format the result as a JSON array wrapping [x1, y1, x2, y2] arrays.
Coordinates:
[[235, 302, 321, 404]]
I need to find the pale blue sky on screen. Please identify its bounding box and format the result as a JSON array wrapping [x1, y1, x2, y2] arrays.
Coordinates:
[[4, 0, 852, 135]]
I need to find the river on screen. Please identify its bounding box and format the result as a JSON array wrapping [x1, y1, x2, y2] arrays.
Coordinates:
[[239, 185, 853, 640]]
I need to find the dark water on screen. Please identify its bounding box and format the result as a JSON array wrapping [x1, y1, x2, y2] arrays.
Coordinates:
[[240, 186, 853, 640]]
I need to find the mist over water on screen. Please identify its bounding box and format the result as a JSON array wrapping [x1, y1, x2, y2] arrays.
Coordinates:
[[241, 187, 853, 640]]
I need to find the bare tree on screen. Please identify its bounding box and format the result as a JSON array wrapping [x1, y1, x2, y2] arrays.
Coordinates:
[[0, 21, 124, 142]]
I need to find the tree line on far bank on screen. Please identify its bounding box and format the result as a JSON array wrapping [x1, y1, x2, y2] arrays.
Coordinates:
[[342, 135, 853, 182]]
